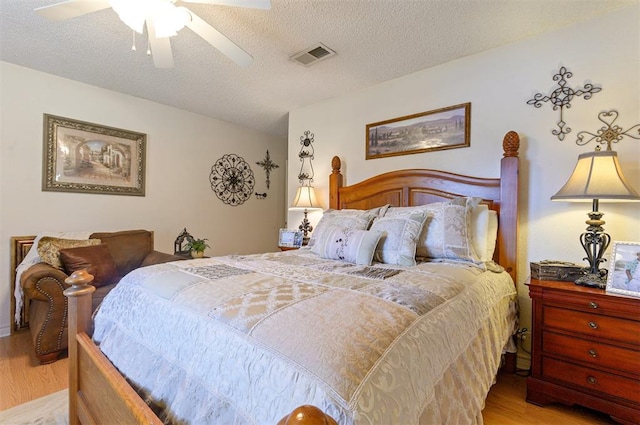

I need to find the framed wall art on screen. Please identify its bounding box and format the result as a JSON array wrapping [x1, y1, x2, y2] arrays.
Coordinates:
[[366, 102, 470, 160], [42, 114, 146, 196], [606, 241, 640, 298]]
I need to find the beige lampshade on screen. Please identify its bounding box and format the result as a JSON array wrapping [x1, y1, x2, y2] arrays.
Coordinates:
[[551, 150, 640, 201], [290, 185, 322, 210]]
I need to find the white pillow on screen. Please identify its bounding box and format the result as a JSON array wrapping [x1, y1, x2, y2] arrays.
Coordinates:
[[309, 210, 377, 254], [317, 227, 382, 265], [471, 204, 490, 262], [370, 210, 428, 266], [485, 210, 498, 261]]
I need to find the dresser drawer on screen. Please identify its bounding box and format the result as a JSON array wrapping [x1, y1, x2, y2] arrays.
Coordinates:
[[544, 306, 640, 346], [543, 357, 640, 405], [543, 331, 640, 376]]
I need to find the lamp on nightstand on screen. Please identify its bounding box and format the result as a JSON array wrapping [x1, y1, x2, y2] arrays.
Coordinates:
[[552, 147, 640, 288], [289, 184, 322, 246]]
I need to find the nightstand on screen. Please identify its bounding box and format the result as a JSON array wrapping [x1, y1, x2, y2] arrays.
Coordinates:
[[526, 278, 640, 424], [278, 246, 299, 251]]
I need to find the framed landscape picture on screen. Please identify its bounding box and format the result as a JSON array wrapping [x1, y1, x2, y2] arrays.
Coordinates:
[[42, 114, 146, 196], [606, 241, 640, 298], [366, 102, 470, 160]]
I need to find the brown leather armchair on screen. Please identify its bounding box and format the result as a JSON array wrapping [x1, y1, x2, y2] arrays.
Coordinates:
[[21, 229, 183, 364]]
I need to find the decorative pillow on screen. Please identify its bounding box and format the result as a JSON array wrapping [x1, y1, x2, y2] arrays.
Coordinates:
[[59, 243, 119, 287], [369, 210, 428, 266], [37, 237, 102, 270], [317, 227, 382, 265], [419, 197, 482, 262], [309, 210, 377, 254]]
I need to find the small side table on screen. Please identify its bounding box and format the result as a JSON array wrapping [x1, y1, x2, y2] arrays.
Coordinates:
[[278, 246, 300, 251]]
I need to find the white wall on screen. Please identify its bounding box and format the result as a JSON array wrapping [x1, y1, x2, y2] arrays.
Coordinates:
[[287, 5, 640, 367], [0, 62, 286, 336]]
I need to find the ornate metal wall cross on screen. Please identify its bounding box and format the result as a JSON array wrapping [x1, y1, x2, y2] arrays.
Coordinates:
[[527, 66, 601, 141], [256, 150, 279, 190]]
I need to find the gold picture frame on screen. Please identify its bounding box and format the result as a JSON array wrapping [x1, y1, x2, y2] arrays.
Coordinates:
[[42, 114, 146, 196], [366, 102, 470, 160]]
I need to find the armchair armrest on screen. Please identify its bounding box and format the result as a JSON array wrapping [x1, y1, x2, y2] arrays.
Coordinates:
[[140, 250, 185, 268], [21, 263, 70, 302]]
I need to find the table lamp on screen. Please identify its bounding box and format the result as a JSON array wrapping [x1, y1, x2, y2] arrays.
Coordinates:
[[290, 184, 322, 245], [551, 148, 640, 288]]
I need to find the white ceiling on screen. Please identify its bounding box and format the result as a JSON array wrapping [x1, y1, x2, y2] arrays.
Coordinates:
[[0, 0, 637, 138]]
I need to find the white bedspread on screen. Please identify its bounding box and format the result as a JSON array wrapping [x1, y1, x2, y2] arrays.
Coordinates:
[[93, 250, 517, 425]]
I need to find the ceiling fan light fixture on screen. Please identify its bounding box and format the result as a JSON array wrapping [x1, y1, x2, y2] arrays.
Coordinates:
[[109, 0, 189, 37]]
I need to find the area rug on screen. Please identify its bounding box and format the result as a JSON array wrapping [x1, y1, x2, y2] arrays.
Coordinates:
[[0, 389, 68, 425]]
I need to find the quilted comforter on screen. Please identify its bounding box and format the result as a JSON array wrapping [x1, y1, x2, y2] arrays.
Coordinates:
[[92, 249, 517, 425]]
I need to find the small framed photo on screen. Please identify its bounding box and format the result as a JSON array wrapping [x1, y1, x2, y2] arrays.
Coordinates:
[[606, 241, 640, 298], [279, 229, 303, 248]]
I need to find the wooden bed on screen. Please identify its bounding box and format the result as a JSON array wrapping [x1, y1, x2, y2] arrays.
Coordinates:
[[62, 130, 520, 425]]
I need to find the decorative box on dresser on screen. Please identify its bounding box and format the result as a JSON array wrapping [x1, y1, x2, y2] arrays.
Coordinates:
[[526, 278, 640, 425]]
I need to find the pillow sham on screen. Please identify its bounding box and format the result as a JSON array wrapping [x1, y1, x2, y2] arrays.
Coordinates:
[[317, 227, 382, 265], [369, 210, 428, 266], [309, 209, 378, 254], [385, 197, 482, 262], [420, 197, 482, 261], [37, 236, 102, 270], [59, 243, 120, 287]]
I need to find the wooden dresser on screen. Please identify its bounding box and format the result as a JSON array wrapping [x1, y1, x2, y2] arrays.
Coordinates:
[[526, 279, 640, 425]]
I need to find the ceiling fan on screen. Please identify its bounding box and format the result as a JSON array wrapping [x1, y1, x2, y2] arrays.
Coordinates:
[[35, 0, 271, 68]]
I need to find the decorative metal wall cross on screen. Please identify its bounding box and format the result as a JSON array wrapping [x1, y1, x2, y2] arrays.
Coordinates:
[[256, 150, 279, 190], [527, 66, 602, 141], [576, 110, 640, 150]]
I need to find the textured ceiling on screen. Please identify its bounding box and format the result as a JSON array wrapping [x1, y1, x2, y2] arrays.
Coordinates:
[[0, 0, 637, 138]]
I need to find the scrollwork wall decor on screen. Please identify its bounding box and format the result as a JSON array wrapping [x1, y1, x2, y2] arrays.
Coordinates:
[[576, 110, 640, 150], [527, 66, 602, 141], [298, 130, 315, 183], [209, 154, 255, 206]]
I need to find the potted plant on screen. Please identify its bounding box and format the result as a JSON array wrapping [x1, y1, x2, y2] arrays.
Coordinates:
[[184, 238, 210, 258]]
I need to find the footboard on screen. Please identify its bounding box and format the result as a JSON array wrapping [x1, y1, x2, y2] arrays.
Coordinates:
[[63, 270, 336, 425]]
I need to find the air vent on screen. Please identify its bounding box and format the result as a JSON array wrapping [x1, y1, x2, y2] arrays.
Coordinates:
[[290, 43, 336, 67]]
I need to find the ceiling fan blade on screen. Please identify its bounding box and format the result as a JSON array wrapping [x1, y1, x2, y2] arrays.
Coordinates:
[[185, 10, 253, 67], [35, 0, 112, 21], [181, 0, 270, 10], [147, 19, 174, 68]]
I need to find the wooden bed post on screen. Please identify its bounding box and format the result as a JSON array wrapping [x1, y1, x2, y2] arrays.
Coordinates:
[[499, 131, 520, 285], [63, 270, 96, 425], [329, 156, 343, 210]]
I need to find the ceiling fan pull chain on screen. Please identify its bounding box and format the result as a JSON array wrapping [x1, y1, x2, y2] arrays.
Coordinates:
[[131, 30, 136, 51]]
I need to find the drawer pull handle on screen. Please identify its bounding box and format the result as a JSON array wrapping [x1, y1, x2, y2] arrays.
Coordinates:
[[588, 321, 598, 329], [589, 301, 599, 309], [588, 349, 598, 358], [587, 376, 597, 385]]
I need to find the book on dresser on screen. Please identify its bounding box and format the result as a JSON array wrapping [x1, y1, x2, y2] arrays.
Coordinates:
[[526, 278, 640, 425]]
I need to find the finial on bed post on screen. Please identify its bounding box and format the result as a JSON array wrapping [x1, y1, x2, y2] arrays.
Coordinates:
[[277, 405, 338, 425], [503, 131, 520, 157], [329, 156, 343, 210]]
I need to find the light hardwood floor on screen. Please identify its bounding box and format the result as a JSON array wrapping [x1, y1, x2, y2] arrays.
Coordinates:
[[1, 331, 617, 423]]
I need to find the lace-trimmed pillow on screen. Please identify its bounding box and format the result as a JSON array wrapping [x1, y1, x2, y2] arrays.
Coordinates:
[[369, 210, 428, 266], [317, 227, 382, 265], [309, 209, 378, 255], [37, 237, 102, 270]]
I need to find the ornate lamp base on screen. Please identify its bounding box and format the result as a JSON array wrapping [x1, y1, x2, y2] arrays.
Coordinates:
[[575, 200, 610, 290], [298, 209, 313, 246]]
